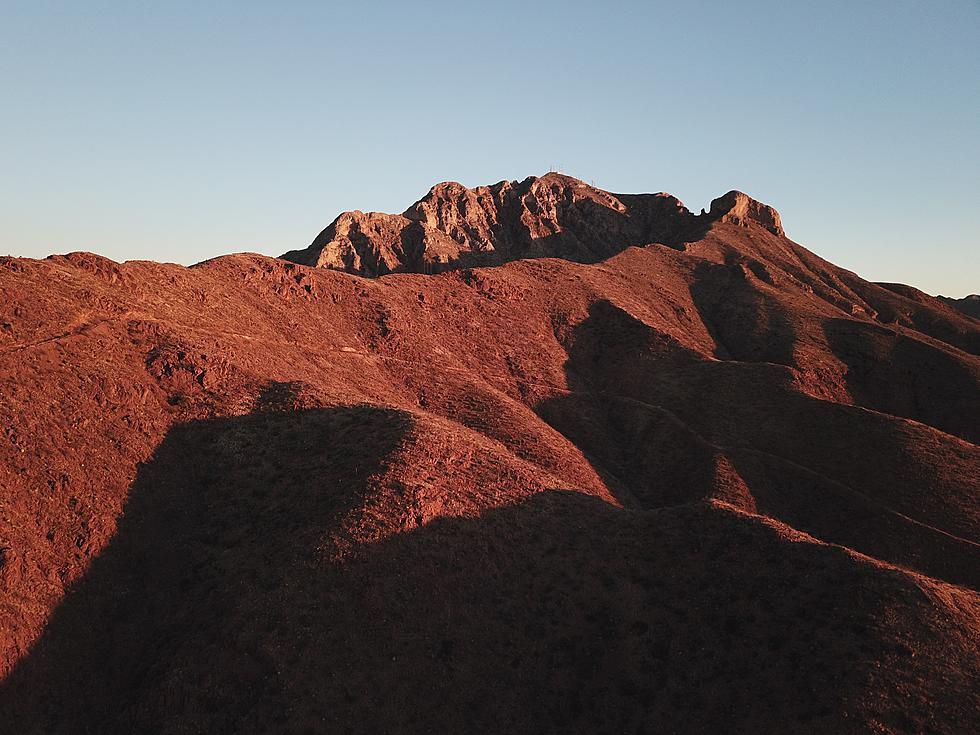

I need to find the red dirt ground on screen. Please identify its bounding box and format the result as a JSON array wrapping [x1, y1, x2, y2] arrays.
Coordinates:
[[0, 175, 977, 732]]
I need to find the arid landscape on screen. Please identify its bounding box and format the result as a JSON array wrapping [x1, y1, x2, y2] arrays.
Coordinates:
[[0, 173, 978, 732]]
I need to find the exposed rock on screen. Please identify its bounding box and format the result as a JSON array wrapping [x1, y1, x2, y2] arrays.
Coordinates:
[[707, 190, 784, 236], [284, 173, 720, 275], [282, 211, 464, 277]]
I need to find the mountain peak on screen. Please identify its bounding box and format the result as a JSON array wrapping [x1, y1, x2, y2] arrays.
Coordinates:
[[282, 175, 787, 276], [707, 190, 784, 236]]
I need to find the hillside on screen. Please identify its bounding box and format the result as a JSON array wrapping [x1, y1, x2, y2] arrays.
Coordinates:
[[1, 174, 977, 732], [939, 294, 980, 320]]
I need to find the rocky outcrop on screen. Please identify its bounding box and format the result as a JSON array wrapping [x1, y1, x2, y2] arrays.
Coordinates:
[[281, 211, 465, 277], [707, 190, 784, 236], [283, 174, 787, 276]]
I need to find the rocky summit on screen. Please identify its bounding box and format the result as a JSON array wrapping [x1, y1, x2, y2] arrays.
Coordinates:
[[282, 173, 785, 275]]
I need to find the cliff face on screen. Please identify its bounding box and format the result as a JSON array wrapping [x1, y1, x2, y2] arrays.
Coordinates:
[[707, 189, 784, 236], [283, 173, 719, 274]]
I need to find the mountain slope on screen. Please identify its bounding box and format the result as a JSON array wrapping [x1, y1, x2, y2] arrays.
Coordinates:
[[1, 176, 978, 732], [939, 293, 980, 320]]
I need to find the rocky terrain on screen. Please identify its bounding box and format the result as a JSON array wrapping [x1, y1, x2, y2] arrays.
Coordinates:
[[1, 174, 978, 733], [282, 174, 713, 274]]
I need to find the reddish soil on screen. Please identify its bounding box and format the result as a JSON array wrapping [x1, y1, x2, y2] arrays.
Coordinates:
[[0, 175, 977, 732]]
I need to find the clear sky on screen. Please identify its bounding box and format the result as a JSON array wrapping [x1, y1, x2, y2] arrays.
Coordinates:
[[2, 1, 978, 295]]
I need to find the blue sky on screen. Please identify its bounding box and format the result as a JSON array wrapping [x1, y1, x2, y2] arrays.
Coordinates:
[[2, 1, 978, 295]]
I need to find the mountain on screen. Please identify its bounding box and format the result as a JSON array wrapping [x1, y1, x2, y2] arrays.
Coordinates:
[[939, 294, 980, 320], [1, 175, 977, 732], [281, 173, 781, 275]]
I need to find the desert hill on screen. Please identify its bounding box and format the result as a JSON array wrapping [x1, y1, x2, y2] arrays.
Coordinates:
[[939, 294, 980, 320], [0, 175, 977, 732]]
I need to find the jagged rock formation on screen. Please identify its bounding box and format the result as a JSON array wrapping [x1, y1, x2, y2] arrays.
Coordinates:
[[707, 189, 784, 236], [282, 173, 785, 276], [1, 177, 978, 733]]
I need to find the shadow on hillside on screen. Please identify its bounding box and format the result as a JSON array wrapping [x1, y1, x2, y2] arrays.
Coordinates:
[[688, 259, 798, 366], [0, 391, 412, 733], [535, 300, 746, 510], [1, 457, 932, 733], [534, 302, 980, 589], [0, 380, 975, 732], [823, 318, 979, 443]]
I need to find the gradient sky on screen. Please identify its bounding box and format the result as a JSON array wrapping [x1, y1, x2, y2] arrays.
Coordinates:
[[2, 1, 978, 295]]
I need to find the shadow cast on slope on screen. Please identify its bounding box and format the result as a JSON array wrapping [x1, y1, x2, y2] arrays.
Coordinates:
[[0, 399, 412, 733], [4, 466, 971, 734], [688, 259, 798, 366], [535, 300, 753, 511], [534, 301, 980, 589], [823, 318, 980, 443]]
